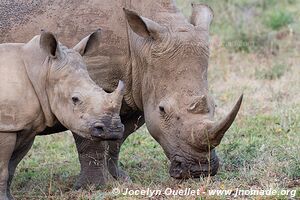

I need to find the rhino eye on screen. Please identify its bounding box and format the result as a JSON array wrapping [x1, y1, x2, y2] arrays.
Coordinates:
[[72, 96, 80, 105], [159, 105, 166, 114]]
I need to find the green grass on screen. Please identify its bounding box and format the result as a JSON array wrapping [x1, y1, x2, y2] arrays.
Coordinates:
[[10, 0, 300, 199], [264, 10, 293, 30], [177, 0, 298, 53]]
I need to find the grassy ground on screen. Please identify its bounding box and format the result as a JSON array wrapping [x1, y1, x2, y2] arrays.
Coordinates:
[[11, 0, 300, 199]]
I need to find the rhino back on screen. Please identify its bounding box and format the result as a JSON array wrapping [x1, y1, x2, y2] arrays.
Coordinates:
[[0, 0, 180, 41], [0, 44, 42, 132], [0, 0, 184, 109]]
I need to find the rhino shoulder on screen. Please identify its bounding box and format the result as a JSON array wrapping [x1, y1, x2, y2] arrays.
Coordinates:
[[0, 44, 45, 132]]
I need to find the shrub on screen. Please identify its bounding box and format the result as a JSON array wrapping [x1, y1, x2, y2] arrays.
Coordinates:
[[264, 10, 293, 30]]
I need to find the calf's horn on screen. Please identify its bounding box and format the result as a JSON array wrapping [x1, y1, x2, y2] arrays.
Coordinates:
[[111, 80, 125, 111]]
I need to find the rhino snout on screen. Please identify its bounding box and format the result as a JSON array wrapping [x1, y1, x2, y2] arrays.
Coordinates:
[[91, 123, 106, 137], [169, 150, 219, 179], [90, 122, 124, 140]]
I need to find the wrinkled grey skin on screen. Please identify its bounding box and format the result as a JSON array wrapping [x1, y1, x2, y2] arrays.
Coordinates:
[[0, 31, 125, 200], [0, 0, 242, 189]]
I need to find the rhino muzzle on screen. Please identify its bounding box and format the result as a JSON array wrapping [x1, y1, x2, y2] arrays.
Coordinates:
[[90, 122, 124, 140], [169, 149, 219, 179], [168, 95, 243, 179]]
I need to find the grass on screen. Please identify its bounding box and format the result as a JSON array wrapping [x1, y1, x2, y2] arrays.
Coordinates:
[[177, 0, 298, 53], [10, 0, 300, 199], [255, 63, 289, 80], [264, 10, 293, 30]]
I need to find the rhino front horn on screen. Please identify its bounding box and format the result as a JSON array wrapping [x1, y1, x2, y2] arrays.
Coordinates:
[[208, 94, 243, 147], [111, 80, 125, 111]]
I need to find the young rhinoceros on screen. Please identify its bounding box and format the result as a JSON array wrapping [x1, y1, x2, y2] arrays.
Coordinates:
[[0, 30, 125, 200]]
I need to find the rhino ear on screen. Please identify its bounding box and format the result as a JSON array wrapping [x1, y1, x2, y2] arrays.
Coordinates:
[[190, 3, 213, 30], [123, 8, 165, 40], [73, 29, 101, 56], [40, 30, 59, 58]]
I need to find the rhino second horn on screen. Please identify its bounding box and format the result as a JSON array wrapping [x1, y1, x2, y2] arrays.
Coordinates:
[[208, 94, 243, 147], [187, 95, 209, 114]]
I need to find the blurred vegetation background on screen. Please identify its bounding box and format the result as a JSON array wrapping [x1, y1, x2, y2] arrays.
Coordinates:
[[11, 0, 300, 199], [177, 0, 298, 53]]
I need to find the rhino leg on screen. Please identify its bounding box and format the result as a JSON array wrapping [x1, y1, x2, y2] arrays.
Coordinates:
[[73, 133, 112, 190], [0, 133, 17, 200], [72, 111, 144, 189], [107, 112, 144, 180], [6, 139, 35, 200]]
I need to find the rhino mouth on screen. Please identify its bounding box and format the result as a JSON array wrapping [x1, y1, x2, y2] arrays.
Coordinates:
[[169, 151, 219, 179]]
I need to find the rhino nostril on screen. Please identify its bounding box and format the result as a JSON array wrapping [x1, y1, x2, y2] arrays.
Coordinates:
[[94, 125, 104, 132], [91, 123, 109, 138]]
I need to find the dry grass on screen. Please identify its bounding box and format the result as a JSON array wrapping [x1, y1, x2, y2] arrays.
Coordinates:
[[10, 0, 300, 199]]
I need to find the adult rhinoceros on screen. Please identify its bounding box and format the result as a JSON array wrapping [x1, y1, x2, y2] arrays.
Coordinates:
[[0, 0, 243, 188]]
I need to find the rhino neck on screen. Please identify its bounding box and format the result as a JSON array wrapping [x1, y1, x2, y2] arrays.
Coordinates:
[[22, 37, 57, 127]]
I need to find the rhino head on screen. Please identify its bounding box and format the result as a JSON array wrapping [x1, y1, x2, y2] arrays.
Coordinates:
[[23, 30, 125, 140], [124, 4, 243, 178]]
